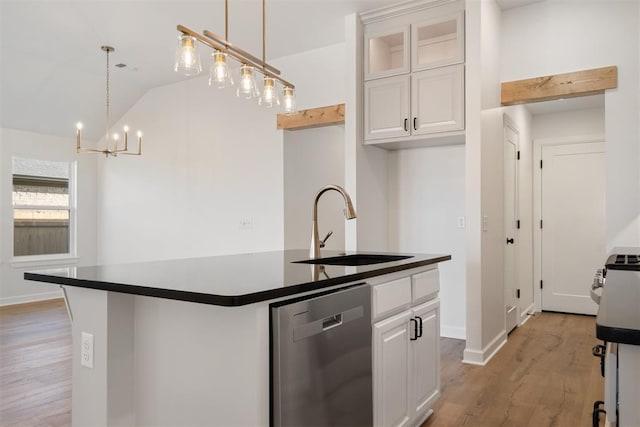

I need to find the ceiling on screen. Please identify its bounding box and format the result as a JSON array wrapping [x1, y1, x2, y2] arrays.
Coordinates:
[[1, 0, 552, 141], [0, 0, 398, 140]]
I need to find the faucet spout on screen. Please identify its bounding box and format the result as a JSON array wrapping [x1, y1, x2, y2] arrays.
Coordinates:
[[310, 184, 357, 259]]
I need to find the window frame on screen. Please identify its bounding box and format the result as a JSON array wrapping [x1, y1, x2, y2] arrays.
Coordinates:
[[10, 158, 78, 265]]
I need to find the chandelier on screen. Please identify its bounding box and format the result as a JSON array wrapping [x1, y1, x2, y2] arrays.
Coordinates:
[[76, 46, 143, 157], [175, 0, 297, 114]]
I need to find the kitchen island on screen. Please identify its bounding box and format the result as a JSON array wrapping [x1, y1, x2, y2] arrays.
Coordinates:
[[25, 249, 450, 426]]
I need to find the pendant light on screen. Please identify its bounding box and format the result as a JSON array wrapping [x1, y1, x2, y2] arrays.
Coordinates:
[[175, 0, 297, 113], [209, 50, 233, 88], [76, 46, 142, 157], [174, 34, 202, 76]]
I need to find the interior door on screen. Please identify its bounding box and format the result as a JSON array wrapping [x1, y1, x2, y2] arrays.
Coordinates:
[[504, 121, 519, 333], [541, 141, 605, 315]]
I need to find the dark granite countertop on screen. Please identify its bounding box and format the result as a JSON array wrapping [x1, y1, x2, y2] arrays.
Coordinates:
[[596, 269, 640, 345], [24, 249, 450, 307]]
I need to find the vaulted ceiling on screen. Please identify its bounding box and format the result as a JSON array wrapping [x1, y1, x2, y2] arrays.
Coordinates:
[[1, 0, 547, 140]]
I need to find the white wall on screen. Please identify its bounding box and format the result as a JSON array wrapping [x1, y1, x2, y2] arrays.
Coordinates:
[[388, 145, 466, 339], [97, 43, 351, 264], [96, 75, 284, 264], [532, 107, 605, 140], [283, 126, 346, 251], [501, 0, 640, 250], [0, 128, 97, 305]]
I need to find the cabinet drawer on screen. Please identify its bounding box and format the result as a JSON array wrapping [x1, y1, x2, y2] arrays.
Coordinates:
[[412, 268, 439, 304], [373, 277, 412, 320]]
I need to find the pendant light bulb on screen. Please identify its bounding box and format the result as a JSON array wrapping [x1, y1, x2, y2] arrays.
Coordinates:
[[174, 33, 202, 76], [259, 77, 280, 108], [237, 64, 259, 99], [209, 50, 233, 88], [282, 86, 297, 115]]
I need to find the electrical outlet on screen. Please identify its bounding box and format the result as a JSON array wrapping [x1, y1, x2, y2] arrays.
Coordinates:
[[457, 217, 466, 229], [239, 218, 253, 229], [81, 332, 94, 369]]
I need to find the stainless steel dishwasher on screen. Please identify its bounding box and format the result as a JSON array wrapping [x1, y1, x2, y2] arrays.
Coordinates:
[[270, 284, 372, 427]]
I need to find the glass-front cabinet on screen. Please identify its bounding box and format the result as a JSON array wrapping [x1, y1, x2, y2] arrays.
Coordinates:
[[364, 25, 410, 80], [412, 11, 464, 71]]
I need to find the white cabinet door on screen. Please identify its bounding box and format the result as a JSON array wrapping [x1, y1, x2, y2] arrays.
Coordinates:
[[373, 310, 413, 427], [365, 75, 411, 141], [411, 299, 440, 416], [411, 64, 464, 135]]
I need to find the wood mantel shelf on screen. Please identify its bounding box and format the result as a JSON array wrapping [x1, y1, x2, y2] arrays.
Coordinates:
[[501, 66, 618, 106], [277, 103, 345, 130]]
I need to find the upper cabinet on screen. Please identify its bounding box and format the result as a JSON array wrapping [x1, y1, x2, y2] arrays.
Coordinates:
[[361, 0, 465, 148]]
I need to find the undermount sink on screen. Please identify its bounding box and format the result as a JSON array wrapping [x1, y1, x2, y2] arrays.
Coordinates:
[[294, 254, 413, 266]]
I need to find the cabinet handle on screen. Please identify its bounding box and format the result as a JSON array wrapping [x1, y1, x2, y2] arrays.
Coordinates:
[[410, 318, 419, 341], [404, 118, 408, 132], [506, 237, 514, 245], [416, 316, 423, 338], [413, 117, 417, 131]]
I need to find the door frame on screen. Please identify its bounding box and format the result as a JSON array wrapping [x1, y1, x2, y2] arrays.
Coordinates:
[[532, 133, 606, 312]]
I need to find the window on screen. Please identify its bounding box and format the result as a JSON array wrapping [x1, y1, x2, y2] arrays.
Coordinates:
[[12, 158, 74, 258]]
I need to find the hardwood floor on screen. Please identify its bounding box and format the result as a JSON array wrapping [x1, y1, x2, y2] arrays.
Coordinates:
[[423, 312, 604, 427], [0, 301, 604, 427], [0, 299, 71, 427]]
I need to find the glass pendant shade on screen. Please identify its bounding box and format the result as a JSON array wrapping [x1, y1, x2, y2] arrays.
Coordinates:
[[174, 34, 202, 76], [282, 86, 297, 114], [209, 51, 233, 88], [236, 64, 259, 99], [259, 77, 280, 108]]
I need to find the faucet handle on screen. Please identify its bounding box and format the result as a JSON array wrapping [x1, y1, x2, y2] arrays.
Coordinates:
[[319, 230, 333, 248]]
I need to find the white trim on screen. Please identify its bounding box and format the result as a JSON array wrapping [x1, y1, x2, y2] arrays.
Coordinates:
[[0, 290, 63, 307], [441, 325, 466, 339], [360, 0, 457, 24], [519, 302, 535, 326], [532, 134, 606, 312], [462, 330, 507, 366], [11, 254, 79, 268]]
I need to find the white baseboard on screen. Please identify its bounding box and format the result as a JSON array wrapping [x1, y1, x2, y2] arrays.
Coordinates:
[[0, 290, 64, 307], [462, 330, 507, 366], [519, 303, 536, 326], [441, 325, 466, 340]]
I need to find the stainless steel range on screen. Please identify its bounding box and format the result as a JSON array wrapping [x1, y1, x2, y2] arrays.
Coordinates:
[[591, 250, 640, 427]]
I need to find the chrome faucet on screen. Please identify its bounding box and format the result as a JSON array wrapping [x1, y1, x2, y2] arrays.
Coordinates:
[[310, 184, 357, 259]]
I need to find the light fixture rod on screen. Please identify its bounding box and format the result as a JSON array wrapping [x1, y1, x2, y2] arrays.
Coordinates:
[[203, 30, 280, 76], [177, 25, 294, 88], [224, 0, 228, 41], [262, 0, 266, 65]]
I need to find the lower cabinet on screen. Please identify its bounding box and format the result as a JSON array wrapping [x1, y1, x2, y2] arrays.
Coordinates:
[[373, 298, 440, 427]]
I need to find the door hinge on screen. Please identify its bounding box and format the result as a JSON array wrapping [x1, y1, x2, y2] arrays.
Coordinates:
[[516, 289, 521, 299], [540, 160, 543, 169], [540, 280, 543, 289], [517, 150, 521, 160], [516, 220, 520, 229], [540, 219, 543, 229]]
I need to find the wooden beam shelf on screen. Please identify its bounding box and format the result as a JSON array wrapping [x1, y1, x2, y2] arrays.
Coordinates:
[[501, 66, 618, 106], [277, 103, 345, 130]]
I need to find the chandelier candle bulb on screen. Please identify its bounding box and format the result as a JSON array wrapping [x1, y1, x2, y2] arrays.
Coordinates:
[[123, 126, 129, 151], [76, 122, 82, 152]]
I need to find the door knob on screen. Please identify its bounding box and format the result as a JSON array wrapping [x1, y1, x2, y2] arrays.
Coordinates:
[[506, 238, 514, 244]]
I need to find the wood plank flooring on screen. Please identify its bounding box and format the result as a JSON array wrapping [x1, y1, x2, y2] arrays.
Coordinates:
[[0, 301, 604, 426], [0, 299, 71, 427], [423, 312, 604, 427]]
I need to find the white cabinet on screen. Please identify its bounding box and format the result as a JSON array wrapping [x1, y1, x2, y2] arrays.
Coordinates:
[[364, 65, 464, 141], [362, 1, 465, 146], [412, 65, 464, 135], [372, 267, 441, 427]]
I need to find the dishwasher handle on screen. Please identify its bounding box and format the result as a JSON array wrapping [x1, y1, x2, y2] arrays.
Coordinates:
[[293, 306, 363, 341]]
